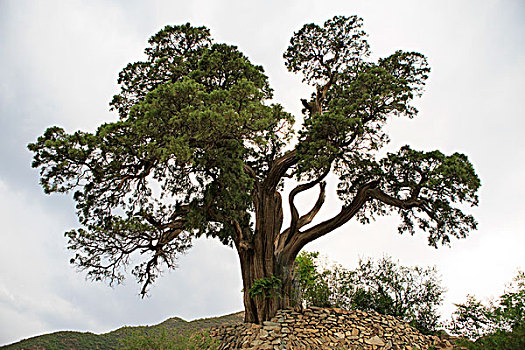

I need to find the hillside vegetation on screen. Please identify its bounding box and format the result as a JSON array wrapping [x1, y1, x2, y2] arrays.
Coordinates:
[[1, 312, 243, 350]]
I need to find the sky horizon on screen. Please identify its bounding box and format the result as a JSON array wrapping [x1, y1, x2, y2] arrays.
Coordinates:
[[1, 0, 524, 346]]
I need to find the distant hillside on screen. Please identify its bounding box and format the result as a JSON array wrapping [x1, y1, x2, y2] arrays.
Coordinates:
[[1, 312, 244, 350]]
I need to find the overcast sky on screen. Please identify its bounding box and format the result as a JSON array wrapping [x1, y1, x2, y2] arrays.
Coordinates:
[[1, 0, 524, 346]]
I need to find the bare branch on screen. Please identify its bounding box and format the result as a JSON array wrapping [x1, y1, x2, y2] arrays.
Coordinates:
[[140, 255, 159, 297]]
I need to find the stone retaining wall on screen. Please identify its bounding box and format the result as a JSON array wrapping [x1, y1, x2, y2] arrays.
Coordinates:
[[211, 307, 455, 349]]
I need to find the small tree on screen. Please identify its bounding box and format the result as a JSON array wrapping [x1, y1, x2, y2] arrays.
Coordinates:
[[29, 16, 480, 323], [449, 270, 525, 348], [295, 251, 354, 308], [296, 253, 444, 334]]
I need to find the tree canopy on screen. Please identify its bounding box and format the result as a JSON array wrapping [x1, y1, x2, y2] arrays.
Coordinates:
[[29, 16, 480, 323]]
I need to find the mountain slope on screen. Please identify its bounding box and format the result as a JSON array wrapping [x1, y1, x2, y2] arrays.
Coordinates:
[[2, 312, 244, 350]]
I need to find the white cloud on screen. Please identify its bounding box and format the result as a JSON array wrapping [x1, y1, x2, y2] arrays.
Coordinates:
[[0, 176, 243, 345], [0, 178, 79, 343]]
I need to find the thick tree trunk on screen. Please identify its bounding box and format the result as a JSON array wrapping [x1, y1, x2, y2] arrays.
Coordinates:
[[237, 190, 300, 324], [234, 152, 381, 323], [238, 248, 299, 323]]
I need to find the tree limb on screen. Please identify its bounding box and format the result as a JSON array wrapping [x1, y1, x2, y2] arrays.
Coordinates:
[[312, 74, 334, 115], [287, 169, 330, 234], [276, 180, 327, 253], [296, 181, 327, 229], [140, 254, 159, 297], [232, 218, 254, 251], [282, 184, 434, 259], [243, 163, 257, 180], [263, 149, 297, 191], [281, 180, 379, 259], [367, 188, 426, 210]]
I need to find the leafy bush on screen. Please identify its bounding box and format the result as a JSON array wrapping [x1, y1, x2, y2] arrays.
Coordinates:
[[449, 270, 525, 349], [249, 275, 282, 299], [459, 325, 525, 349], [295, 251, 353, 308], [295, 252, 445, 334]]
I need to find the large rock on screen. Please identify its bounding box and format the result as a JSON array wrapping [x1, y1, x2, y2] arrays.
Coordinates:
[[365, 335, 385, 346]]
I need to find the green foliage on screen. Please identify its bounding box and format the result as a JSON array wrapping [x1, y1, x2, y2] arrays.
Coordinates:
[[474, 325, 525, 350], [455, 326, 525, 350], [295, 252, 444, 334], [449, 270, 525, 349], [349, 256, 445, 334], [249, 276, 282, 299], [283, 15, 370, 86], [294, 251, 325, 304], [119, 329, 217, 350], [295, 252, 353, 308]]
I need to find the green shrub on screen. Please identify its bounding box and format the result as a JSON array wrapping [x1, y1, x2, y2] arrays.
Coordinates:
[[249, 275, 282, 299], [449, 270, 525, 349], [295, 252, 444, 334], [456, 325, 525, 349], [119, 329, 218, 350]]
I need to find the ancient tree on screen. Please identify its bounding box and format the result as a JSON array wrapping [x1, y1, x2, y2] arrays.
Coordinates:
[[29, 16, 480, 323]]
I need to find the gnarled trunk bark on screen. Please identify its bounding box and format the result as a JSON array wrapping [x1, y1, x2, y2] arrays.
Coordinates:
[[238, 246, 299, 323], [237, 190, 300, 323], [236, 150, 378, 323]]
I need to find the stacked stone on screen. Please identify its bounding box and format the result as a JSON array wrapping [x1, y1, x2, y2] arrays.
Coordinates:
[[210, 307, 455, 350]]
